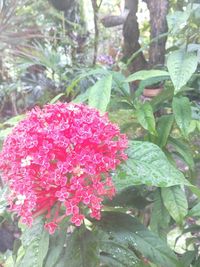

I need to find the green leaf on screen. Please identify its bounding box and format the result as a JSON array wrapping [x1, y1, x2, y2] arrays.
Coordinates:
[[96, 212, 180, 267], [136, 102, 157, 135], [49, 93, 65, 104], [112, 71, 130, 95], [167, 50, 198, 94], [99, 233, 139, 267], [43, 228, 67, 267], [0, 128, 13, 141], [56, 226, 99, 267], [167, 10, 190, 34], [161, 186, 188, 225], [126, 70, 169, 83], [3, 114, 25, 127], [180, 250, 196, 267], [156, 115, 174, 147], [70, 68, 110, 102], [72, 89, 90, 103], [172, 96, 192, 138], [88, 74, 112, 112], [150, 190, 170, 238], [114, 141, 189, 190], [194, 256, 200, 267], [168, 137, 195, 171], [37, 230, 49, 267], [17, 218, 49, 267], [188, 202, 200, 217]]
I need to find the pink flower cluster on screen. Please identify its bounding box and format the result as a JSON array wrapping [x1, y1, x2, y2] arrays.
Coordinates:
[[0, 103, 127, 234]]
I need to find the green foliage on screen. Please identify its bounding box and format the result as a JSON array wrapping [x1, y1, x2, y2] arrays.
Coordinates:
[[188, 202, 200, 217], [167, 9, 190, 35], [156, 115, 174, 148], [168, 137, 195, 171], [16, 218, 49, 267], [135, 102, 157, 135], [97, 212, 180, 267], [46, 227, 99, 267], [172, 96, 192, 138], [150, 190, 170, 239], [15, 212, 183, 267], [104, 186, 151, 210], [43, 227, 67, 267], [114, 141, 188, 190], [125, 70, 169, 83], [88, 74, 112, 112], [167, 50, 198, 94], [161, 186, 188, 225]]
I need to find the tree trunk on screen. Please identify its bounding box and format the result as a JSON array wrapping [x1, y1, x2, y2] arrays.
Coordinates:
[[123, 0, 147, 73], [145, 0, 169, 66]]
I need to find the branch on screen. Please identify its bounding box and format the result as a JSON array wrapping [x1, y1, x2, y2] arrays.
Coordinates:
[[101, 15, 127, 28]]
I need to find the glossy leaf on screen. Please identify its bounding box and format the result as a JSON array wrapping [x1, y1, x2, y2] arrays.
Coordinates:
[[96, 212, 180, 267], [114, 141, 189, 190], [88, 74, 112, 112], [156, 115, 174, 147], [172, 96, 192, 138], [161, 186, 188, 225], [167, 50, 198, 94], [136, 102, 157, 135], [99, 231, 139, 267], [126, 70, 169, 83]]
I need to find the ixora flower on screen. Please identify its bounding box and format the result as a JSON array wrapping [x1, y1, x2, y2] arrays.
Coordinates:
[[0, 102, 127, 234]]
